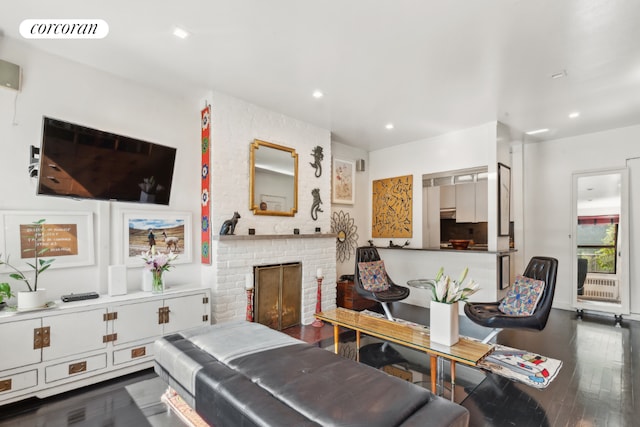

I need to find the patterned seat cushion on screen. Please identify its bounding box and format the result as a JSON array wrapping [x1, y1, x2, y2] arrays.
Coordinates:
[[358, 260, 390, 292], [498, 275, 546, 316]]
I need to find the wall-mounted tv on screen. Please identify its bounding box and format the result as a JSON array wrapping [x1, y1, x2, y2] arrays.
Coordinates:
[[37, 117, 177, 205]]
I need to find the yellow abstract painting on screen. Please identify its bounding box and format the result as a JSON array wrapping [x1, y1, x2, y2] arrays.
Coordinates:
[[372, 175, 413, 238]]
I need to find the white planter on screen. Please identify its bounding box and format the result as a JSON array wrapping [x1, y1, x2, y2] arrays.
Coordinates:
[[429, 300, 459, 346], [17, 289, 47, 311]]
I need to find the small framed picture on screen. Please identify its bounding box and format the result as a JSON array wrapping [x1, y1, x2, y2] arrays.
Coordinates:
[[332, 158, 355, 205], [122, 211, 192, 267]]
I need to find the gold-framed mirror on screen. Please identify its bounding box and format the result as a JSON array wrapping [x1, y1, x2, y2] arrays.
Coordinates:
[[249, 139, 298, 216]]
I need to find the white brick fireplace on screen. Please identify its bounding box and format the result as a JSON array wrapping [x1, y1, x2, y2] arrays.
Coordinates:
[[211, 235, 336, 324]]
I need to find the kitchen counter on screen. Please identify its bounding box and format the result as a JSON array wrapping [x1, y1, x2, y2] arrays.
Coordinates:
[[376, 245, 515, 255], [375, 247, 514, 307]]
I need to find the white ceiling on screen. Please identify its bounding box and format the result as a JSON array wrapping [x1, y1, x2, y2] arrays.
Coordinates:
[[2, 0, 640, 151]]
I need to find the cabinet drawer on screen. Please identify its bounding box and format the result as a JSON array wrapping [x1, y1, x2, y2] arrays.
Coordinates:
[[113, 343, 154, 366], [45, 354, 107, 383], [0, 369, 38, 396]]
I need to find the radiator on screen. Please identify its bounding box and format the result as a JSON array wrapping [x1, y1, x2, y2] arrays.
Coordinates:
[[583, 276, 619, 299]]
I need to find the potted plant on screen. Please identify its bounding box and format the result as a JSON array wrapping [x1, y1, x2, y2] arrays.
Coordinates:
[[0, 219, 55, 310], [430, 267, 480, 346], [0, 282, 14, 310]]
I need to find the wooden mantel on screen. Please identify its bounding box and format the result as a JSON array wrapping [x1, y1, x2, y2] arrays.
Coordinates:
[[213, 233, 337, 241]]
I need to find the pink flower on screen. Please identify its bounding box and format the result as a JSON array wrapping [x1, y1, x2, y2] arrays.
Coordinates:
[[141, 246, 177, 274]]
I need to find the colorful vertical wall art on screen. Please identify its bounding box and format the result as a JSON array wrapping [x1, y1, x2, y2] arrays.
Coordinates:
[[201, 105, 211, 264], [372, 174, 413, 238]]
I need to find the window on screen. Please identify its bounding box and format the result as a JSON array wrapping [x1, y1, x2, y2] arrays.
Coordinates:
[[577, 215, 618, 274]]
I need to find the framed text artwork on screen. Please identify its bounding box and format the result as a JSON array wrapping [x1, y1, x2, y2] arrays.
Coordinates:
[[122, 211, 192, 266], [0, 211, 94, 270], [332, 158, 355, 205], [498, 162, 511, 236], [372, 175, 413, 238]]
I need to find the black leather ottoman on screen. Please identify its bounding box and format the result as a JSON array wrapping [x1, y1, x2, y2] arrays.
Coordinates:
[[154, 321, 469, 427]]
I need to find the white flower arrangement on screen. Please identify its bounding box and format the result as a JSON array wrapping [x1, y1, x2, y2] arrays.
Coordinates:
[[431, 267, 480, 304]]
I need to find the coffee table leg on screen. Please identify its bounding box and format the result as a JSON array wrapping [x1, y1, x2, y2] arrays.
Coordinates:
[[450, 361, 456, 401], [430, 355, 437, 394], [333, 325, 339, 354], [356, 330, 361, 362]]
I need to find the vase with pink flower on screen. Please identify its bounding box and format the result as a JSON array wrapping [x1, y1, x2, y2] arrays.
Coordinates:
[[141, 245, 177, 293]]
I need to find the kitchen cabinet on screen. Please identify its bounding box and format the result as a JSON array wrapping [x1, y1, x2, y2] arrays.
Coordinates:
[[475, 180, 488, 222], [440, 185, 456, 209], [455, 181, 487, 223], [455, 183, 475, 222]]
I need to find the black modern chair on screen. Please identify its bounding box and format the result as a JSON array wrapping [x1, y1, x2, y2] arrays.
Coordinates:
[[464, 256, 558, 343], [354, 246, 410, 320]]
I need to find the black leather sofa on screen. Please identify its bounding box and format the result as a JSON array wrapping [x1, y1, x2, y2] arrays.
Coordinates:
[[154, 321, 469, 427]]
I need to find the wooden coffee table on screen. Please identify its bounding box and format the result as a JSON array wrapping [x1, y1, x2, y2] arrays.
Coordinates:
[[315, 308, 493, 395]]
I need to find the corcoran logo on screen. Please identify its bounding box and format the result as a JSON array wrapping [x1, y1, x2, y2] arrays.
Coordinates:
[[20, 19, 109, 39]]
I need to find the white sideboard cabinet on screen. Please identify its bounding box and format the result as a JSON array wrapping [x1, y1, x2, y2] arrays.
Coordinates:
[[0, 286, 210, 405]]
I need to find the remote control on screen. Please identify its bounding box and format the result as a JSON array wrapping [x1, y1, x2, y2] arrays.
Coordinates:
[[61, 292, 100, 302]]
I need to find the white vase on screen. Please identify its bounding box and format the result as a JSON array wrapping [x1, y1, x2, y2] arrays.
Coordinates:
[[429, 300, 459, 346], [17, 289, 48, 311]]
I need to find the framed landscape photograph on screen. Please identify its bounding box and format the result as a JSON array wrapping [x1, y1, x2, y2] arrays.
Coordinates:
[[0, 211, 94, 270], [123, 211, 192, 266], [332, 158, 355, 204]]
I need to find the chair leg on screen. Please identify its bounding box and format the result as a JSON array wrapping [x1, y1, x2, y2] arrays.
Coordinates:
[[481, 328, 502, 344], [380, 302, 394, 321]]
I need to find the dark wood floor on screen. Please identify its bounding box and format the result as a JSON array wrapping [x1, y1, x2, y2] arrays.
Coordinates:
[[1, 304, 638, 426], [387, 303, 640, 427]]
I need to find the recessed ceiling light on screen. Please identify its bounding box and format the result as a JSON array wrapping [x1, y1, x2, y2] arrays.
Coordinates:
[[312, 90, 323, 99], [550, 70, 567, 79], [525, 128, 549, 135], [385, 123, 394, 130], [173, 27, 190, 39], [569, 112, 580, 119]]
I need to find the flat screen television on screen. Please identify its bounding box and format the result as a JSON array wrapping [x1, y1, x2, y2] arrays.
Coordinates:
[[37, 117, 177, 205]]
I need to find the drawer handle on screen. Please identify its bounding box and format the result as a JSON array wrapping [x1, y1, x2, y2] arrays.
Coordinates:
[[69, 361, 87, 375], [0, 379, 12, 393], [131, 347, 146, 358]]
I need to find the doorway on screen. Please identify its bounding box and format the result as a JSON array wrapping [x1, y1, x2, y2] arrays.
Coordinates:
[[572, 168, 629, 317]]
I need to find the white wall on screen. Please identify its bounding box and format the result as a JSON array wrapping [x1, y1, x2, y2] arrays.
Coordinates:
[[368, 122, 497, 250], [523, 124, 640, 316], [0, 38, 201, 298], [331, 142, 369, 278], [209, 91, 331, 234]]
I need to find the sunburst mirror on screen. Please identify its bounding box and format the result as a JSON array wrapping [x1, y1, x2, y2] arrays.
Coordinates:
[[331, 211, 358, 262]]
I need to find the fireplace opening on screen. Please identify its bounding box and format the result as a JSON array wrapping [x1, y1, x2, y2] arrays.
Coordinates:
[[253, 262, 302, 330]]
